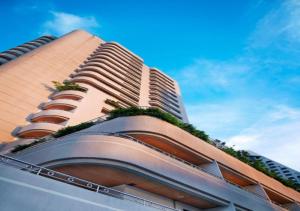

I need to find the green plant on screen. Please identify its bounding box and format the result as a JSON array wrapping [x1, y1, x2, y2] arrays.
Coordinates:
[[52, 81, 86, 92], [11, 138, 47, 153], [107, 107, 211, 143], [105, 99, 121, 108], [53, 121, 95, 138], [221, 149, 300, 191]]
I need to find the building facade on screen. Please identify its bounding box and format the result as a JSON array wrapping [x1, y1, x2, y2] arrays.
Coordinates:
[[0, 30, 187, 143], [0, 30, 300, 211]]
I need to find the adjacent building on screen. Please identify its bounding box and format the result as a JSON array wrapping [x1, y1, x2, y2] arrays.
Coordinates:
[[0, 30, 300, 211], [247, 151, 300, 186]]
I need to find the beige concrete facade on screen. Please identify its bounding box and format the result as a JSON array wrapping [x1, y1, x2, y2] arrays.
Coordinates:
[[0, 30, 187, 142], [0, 30, 102, 142]]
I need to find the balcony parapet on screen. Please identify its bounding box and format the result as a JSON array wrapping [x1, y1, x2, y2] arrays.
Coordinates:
[[30, 110, 73, 124], [17, 122, 63, 139], [51, 90, 86, 101]]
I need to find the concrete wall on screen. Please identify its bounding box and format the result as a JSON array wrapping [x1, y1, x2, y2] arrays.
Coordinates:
[[0, 29, 189, 143]]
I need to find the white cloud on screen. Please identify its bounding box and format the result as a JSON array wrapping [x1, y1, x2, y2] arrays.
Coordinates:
[[179, 58, 251, 90], [249, 0, 300, 48], [186, 101, 248, 138], [225, 105, 300, 171], [41, 11, 100, 35]]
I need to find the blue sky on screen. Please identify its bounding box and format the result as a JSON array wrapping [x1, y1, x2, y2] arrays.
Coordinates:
[[1, 0, 300, 170]]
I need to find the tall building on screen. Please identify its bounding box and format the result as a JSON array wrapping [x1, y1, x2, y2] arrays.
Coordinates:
[[0, 30, 300, 211], [247, 151, 300, 187], [0, 30, 187, 143]]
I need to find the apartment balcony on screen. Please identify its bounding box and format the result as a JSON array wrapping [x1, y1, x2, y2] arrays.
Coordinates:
[[51, 90, 86, 101], [16, 122, 63, 139], [70, 76, 138, 106], [72, 71, 140, 97], [42, 99, 80, 111], [91, 50, 142, 71], [30, 110, 72, 124]]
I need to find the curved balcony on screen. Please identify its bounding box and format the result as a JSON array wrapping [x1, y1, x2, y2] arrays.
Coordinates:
[[0, 57, 8, 64], [0, 53, 16, 60], [34, 39, 47, 45], [149, 90, 178, 104], [81, 116, 300, 204], [72, 71, 140, 96], [77, 66, 140, 90], [30, 110, 72, 124], [17, 122, 63, 139], [150, 76, 175, 90], [81, 62, 141, 84], [89, 51, 142, 71], [26, 41, 42, 48], [150, 86, 177, 99], [70, 76, 139, 106], [149, 95, 180, 110], [13, 134, 277, 210], [5, 50, 24, 57], [92, 50, 142, 71], [87, 55, 142, 76], [150, 82, 177, 94], [51, 90, 86, 101], [104, 42, 143, 62], [19, 44, 36, 50], [13, 47, 31, 53], [42, 99, 80, 111], [84, 58, 141, 80], [150, 68, 175, 85], [96, 45, 142, 67]]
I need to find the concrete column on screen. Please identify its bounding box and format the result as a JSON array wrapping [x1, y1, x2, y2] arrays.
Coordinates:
[[243, 183, 270, 201], [199, 160, 224, 179]]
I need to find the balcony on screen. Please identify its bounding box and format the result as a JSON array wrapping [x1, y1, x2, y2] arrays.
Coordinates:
[[17, 122, 63, 139], [42, 99, 80, 111], [51, 90, 86, 101], [30, 110, 72, 124]]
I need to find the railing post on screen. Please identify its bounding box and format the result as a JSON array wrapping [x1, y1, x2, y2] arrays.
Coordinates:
[[36, 168, 42, 175]]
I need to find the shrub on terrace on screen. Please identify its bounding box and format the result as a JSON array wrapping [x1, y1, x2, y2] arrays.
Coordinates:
[[11, 138, 47, 153], [52, 81, 86, 92], [53, 122, 95, 138], [107, 107, 211, 143], [105, 99, 121, 108]]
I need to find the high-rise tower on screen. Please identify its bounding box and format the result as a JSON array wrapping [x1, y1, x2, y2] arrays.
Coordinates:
[[0, 30, 187, 142]]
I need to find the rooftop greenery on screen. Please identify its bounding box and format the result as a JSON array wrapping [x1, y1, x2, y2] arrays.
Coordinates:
[[11, 138, 47, 153], [52, 81, 86, 92], [107, 107, 211, 143], [105, 99, 121, 108], [53, 122, 95, 138]]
